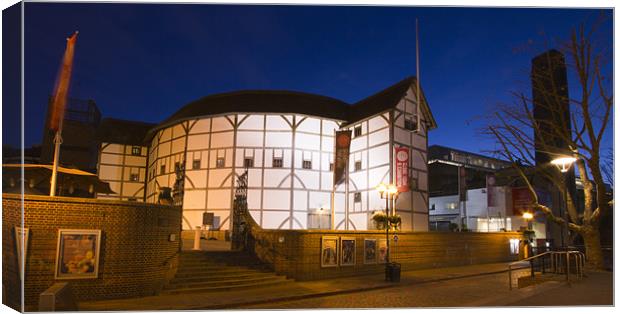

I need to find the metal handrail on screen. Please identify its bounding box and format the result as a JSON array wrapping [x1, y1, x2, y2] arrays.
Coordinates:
[[508, 250, 586, 290]]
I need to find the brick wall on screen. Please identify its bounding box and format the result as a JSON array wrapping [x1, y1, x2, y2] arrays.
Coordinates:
[[250, 229, 523, 281], [2, 194, 182, 311]]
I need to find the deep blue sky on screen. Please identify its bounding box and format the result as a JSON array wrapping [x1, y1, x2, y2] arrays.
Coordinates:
[[5, 4, 613, 156]]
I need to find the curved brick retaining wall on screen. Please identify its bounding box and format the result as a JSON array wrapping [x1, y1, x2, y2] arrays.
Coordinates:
[[2, 194, 182, 311]]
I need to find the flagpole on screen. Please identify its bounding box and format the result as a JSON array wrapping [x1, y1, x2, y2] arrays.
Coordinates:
[[415, 18, 422, 133], [49, 129, 63, 196], [330, 130, 336, 230]]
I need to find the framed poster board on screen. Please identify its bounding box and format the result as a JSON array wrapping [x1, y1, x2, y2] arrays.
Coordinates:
[[363, 239, 377, 264], [377, 239, 388, 263], [14, 227, 29, 278], [55, 229, 102, 279], [321, 236, 339, 267], [340, 237, 356, 266]]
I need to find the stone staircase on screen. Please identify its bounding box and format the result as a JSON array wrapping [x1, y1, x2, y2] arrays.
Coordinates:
[[161, 251, 291, 295]]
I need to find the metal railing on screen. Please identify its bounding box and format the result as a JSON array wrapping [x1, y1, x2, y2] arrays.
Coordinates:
[[508, 250, 586, 290]]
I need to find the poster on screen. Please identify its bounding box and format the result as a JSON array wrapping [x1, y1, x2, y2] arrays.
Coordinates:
[[15, 227, 29, 278], [55, 229, 102, 279], [333, 130, 352, 186], [364, 239, 377, 264], [377, 239, 388, 263], [395, 147, 409, 192], [321, 236, 339, 267], [340, 237, 356, 266]]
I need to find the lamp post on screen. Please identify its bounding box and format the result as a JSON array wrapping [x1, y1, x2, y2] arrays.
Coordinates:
[[376, 183, 398, 281], [551, 156, 576, 250]]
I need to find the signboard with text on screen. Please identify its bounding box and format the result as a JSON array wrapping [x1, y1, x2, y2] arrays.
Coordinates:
[[395, 147, 409, 192]]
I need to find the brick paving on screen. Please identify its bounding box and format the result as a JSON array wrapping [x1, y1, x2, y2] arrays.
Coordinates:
[[78, 262, 526, 311]]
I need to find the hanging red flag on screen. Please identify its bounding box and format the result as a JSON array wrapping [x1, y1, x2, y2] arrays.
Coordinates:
[[333, 130, 352, 186], [395, 147, 409, 192], [49, 32, 78, 132]]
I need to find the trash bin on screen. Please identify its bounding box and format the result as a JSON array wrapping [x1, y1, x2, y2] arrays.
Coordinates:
[[386, 262, 401, 282]]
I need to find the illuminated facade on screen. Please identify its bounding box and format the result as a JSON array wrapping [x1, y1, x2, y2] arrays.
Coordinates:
[[97, 77, 437, 231]]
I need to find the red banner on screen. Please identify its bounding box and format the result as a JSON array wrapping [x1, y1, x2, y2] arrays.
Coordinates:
[[486, 175, 496, 207], [395, 147, 409, 192], [512, 187, 533, 216], [49, 32, 78, 132], [458, 166, 467, 202], [333, 130, 352, 186]]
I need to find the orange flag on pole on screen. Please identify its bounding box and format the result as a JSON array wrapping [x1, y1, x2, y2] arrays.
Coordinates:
[[49, 32, 78, 131]]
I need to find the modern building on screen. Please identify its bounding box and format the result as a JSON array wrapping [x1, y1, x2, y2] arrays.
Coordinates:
[[95, 77, 437, 232], [427, 145, 543, 234]]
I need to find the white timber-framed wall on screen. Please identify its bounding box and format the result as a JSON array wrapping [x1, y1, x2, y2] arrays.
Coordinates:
[[97, 142, 148, 201], [95, 77, 436, 232], [145, 113, 347, 231]]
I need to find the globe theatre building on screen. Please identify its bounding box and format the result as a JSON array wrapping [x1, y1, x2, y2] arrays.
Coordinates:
[[96, 77, 437, 232]]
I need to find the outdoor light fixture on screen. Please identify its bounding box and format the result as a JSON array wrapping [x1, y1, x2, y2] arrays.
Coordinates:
[[551, 156, 577, 172], [376, 183, 400, 282], [522, 212, 534, 220]]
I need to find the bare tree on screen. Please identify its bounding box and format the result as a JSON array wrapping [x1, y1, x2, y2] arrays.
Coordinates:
[[484, 19, 612, 269]]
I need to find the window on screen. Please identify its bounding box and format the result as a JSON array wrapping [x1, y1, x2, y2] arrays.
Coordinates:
[[129, 173, 139, 182], [160, 164, 166, 175], [430, 204, 436, 211], [244, 157, 254, 168], [354, 126, 362, 137], [354, 161, 362, 171], [216, 157, 225, 168], [273, 157, 283, 168], [404, 118, 417, 131], [131, 146, 142, 156], [354, 192, 362, 203], [174, 162, 180, 172], [302, 160, 312, 169], [329, 163, 334, 171], [192, 159, 201, 170], [446, 202, 458, 210]]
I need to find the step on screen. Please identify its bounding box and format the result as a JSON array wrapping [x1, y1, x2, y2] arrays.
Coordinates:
[[169, 271, 273, 284], [161, 277, 291, 295], [174, 268, 259, 278], [166, 274, 284, 289]]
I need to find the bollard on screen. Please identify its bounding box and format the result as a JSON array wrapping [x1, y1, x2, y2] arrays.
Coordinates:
[[193, 226, 201, 250]]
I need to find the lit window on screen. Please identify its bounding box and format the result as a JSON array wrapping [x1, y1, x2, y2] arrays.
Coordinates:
[[160, 164, 166, 175], [446, 202, 458, 210], [354, 192, 362, 203], [244, 157, 254, 168], [129, 173, 139, 182], [273, 157, 283, 168], [193, 159, 201, 170], [216, 157, 225, 168], [302, 160, 312, 169], [354, 126, 362, 137], [131, 146, 141, 156], [354, 161, 362, 171]]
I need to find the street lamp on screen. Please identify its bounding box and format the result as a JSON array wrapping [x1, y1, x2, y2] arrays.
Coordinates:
[[376, 183, 399, 281], [551, 155, 576, 249]]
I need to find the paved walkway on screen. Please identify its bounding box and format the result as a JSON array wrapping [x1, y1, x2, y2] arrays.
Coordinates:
[[78, 262, 528, 311]]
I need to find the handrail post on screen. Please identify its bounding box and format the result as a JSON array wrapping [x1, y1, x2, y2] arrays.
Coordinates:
[[565, 252, 570, 283]]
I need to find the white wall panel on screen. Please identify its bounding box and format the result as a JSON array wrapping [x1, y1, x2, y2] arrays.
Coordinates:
[[394, 128, 410, 145], [247, 169, 262, 187], [320, 173, 333, 191], [263, 190, 290, 209], [125, 155, 145, 167], [236, 131, 263, 147], [189, 119, 211, 134], [160, 128, 172, 142], [101, 143, 123, 154], [187, 134, 210, 150], [263, 169, 290, 188], [368, 116, 388, 133], [211, 116, 233, 132], [292, 212, 307, 229], [349, 213, 368, 230], [369, 128, 389, 147], [296, 170, 319, 190], [210, 132, 234, 148], [293, 190, 307, 210], [207, 189, 231, 209], [368, 166, 389, 189], [247, 189, 262, 210], [208, 169, 231, 187], [309, 191, 331, 209], [295, 133, 320, 150], [171, 138, 186, 154], [413, 213, 429, 231], [158, 141, 171, 157], [186, 170, 207, 188], [349, 171, 367, 190], [368, 144, 389, 168], [172, 124, 186, 139], [183, 190, 206, 209], [261, 211, 289, 229], [99, 165, 122, 181], [100, 153, 123, 165], [296, 117, 320, 133], [350, 137, 365, 152], [239, 115, 264, 130], [266, 115, 291, 130], [265, 132, 292, 148], [322, 120, 339, 134]]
